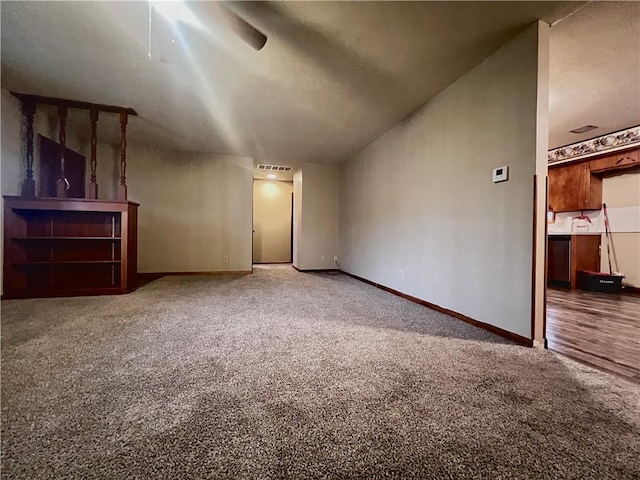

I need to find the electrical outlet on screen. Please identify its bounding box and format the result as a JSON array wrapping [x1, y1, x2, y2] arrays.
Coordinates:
[[321, 256, 325, 262], [223, 255, 229, 263], [399, 269, 404, 279], [333, 256, 338, 262]]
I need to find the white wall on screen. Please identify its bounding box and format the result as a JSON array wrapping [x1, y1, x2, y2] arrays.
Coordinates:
[[253, 180, 293, 263], [125, 145, 253, 273], [339, 23, 549, 339], [293, 163, 340, 270]]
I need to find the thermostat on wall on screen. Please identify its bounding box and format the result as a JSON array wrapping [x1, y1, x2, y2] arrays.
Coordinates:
[[492, 166, 509, 183]]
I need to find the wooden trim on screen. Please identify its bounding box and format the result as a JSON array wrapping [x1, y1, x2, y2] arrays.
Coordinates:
[[10, 92, 137, 116], [118, 111, 128, 201], [543, 175, 549, 346], [2, 287, 125, 300], [622, 285, 640, 295], [21, 99, 36, 198], [341, 270, 533, 347], [88, 106, 99, 199], [531, 174, 538, 342], [138, 271, 252, 279], [292, 265, 339, 273], [3, 196, 139, 212]]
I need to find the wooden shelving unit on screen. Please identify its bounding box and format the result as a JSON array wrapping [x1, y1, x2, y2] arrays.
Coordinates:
[[3, 196, 138, 299]]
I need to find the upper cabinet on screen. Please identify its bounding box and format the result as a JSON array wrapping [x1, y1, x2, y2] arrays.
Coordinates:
[[548, 163, 602, 212], [548, 147, 639, 213], [589, 149, 640, 174]]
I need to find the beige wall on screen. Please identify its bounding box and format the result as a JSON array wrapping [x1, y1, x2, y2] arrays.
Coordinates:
[[293, 170, 303, 267], [125, 145, 253, 273], [253, 180, 293, 263], [293, 163, 339, 270], [1, 91, 22, 294], [1, 90, 23, 197], [601, 171, 640, 287], [339, 23, 549, 339]]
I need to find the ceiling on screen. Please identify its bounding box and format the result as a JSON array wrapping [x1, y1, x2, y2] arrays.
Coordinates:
[[1, 1, 638, 180], [548, 1, 640, 149]]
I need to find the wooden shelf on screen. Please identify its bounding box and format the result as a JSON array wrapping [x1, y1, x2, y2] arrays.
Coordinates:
[[6, 287, 124, 299], [13, 236, 122, 241], [3, 196, 138, 299], [15, 260, 121, 265]]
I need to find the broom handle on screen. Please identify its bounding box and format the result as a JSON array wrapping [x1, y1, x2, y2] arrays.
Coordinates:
[[603, 203, 613, 275]]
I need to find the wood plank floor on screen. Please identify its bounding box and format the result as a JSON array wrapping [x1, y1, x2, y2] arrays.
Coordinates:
[[547, 288, 640, 382]]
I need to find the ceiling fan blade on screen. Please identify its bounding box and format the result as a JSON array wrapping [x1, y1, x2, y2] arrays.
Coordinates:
[[190, 1, 267, 51], [218, 3, 267, 51]]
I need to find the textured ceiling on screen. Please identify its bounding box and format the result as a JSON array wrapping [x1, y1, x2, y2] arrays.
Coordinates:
[[1, 1, 637, 176], [548, 1, 640, 149]]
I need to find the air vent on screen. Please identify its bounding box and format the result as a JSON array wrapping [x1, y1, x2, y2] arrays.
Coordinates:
[[570, 125, 598, 134], [257, 164, 293, 172]]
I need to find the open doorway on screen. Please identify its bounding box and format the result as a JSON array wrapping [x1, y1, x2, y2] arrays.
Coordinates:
[[542, 1, 640, 381], [545, 144, 640, 381], [253, 179, 294, 264]]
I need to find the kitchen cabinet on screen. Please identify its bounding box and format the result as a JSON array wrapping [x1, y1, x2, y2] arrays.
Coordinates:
[[547, 234, 601, 289], [589, 148, 640, 174], [548, 163, 602, 212]]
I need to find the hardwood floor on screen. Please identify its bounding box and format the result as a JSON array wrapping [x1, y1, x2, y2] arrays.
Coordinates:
[[547, 288, 640, 382]]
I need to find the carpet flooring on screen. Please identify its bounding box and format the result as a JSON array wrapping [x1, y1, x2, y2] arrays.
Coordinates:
[[2, 265, 639, 479]]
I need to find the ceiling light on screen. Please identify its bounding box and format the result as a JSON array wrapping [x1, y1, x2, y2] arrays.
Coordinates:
[[267, 174, 277, 180], [150, 0, 198, 26], [570, 125, 598, 134]]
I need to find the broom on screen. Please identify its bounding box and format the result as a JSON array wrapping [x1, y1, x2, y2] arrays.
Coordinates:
[[602, 203, 615, 275]]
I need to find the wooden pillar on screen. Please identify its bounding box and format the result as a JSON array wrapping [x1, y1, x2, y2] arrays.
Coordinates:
[[118, 110, 128, 201], [88, 106, 99, 199], [20, 100, 36, 198], [56, 104, 68, 198]]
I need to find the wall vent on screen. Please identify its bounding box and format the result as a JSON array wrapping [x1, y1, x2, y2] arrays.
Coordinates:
[[570, 125, 598, 134], [257, 164, 293, 172]]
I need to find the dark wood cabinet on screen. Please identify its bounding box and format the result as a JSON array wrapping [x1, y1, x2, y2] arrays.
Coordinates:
[[3, 196, 138, 299], [548, 234, 600, 289], [548, 163, 602, 212]]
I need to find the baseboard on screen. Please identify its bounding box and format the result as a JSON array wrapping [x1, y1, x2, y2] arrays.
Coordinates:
[[341, 270, 533, 347], [622, 285, 640, 295], [292, 265, 339, 273], [138, 270, 252, 280]]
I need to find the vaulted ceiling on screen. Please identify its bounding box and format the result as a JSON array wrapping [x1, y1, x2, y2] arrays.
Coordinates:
[[2, 1, 638, 176]]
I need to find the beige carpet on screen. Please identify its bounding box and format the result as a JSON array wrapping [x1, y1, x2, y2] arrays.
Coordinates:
[[2, 265, 639, 479]]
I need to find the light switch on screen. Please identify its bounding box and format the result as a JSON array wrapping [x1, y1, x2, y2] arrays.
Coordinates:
[[492, 166, 509, 183]]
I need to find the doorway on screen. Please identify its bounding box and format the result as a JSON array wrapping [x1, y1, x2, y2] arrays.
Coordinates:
[[545, 155, 640, 381], [253, 180, 293, 264]]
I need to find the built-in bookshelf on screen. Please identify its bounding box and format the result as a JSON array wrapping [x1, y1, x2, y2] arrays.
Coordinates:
[[3, 196, 138, 299]]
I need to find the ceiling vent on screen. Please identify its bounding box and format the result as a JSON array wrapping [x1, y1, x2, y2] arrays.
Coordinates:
[[257, 164, 293, 172], [570, 125, 598, 134]]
